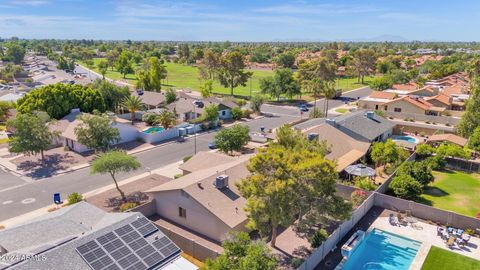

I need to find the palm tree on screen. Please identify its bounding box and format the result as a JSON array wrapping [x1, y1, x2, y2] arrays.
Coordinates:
[[157, 110, 177, 129], [121, 96, 144, 123], [303, 78, 322, 111], [321, 81, 336, 118]]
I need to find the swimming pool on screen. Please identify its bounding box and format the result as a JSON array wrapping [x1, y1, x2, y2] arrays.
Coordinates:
[[392, 135, 418, 143], [143, 127, 165, 134], [341, 229, 421, 270]]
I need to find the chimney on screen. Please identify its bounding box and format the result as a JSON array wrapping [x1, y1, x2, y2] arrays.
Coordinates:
[[365, 111, 375, 119], [214, 175, 229, 189]]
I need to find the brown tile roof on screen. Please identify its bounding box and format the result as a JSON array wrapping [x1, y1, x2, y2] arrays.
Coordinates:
[[369, 91, 397, 100], [385, 96, 432, 111], [425, 94, 451, 106], [147, 154, 253, 228], [302, 124, 371, 171], [392, 83, 418, 91], [426, 134, 468, 147], [179, 151, 236, 173]]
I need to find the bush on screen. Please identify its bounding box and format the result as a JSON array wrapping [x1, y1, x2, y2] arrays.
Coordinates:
[[310, 229, 328, 248], [242, 109, 252, 118], [231, 107, 243, 120], [309, 107, 323, 118], [67, 192, 84, 205], [415, 143, 435, 158], [142, 113, 158, 126], [426, 155, 446, 170], [397, 160, 434, 187], [351, 190, 368, 207], [291, 258, 305, 268], [369, 76, 394, 90], [183, 156, 192, 162], [250, 94, 265, 113], [235, 98, 247, 106], [119, 202, 138, 212], [354, 177, 377, 191], [390, 174, 423, 200], [174, 173, 183, 179]]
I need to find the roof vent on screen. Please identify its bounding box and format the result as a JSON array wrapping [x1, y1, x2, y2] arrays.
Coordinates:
[[307, 133, 318, 142], [0, 245, 8, 256], [214, 175, 229, 189], [326, 118, 336, 126], [365, 111, 375, 119]]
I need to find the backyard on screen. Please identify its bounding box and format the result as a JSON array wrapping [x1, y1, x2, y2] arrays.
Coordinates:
[[421, 246, 480, 270], [82, 58, 370, 98], [419, 170, 480, 217]]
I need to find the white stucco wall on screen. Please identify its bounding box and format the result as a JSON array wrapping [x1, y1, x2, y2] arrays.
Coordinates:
[[114, 123, 139, 143]]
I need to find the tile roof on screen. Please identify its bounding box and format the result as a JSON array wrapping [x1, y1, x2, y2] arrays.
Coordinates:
[[426, 134, 468, 147], [425, 94, 451, 106], [368, 91, 397, 100], [179, 151, 236, 173], [392, 83, 418, 91]]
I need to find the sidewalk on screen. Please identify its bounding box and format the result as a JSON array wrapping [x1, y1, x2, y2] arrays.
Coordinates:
[[0, 160, 182, 228]]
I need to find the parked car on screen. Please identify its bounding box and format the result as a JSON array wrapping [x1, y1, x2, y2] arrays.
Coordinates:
[[208, 142, 216, 149], [298, 104, 309, 112]]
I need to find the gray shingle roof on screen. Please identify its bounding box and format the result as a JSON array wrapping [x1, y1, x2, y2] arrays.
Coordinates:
[[333, 110, 395, 142]]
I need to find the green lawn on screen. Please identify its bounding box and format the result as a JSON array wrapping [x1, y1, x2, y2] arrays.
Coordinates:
[[421, 246, 480, 270], [82, 58, 370, 98], [335, 108, 348, 114], [419, 170, 480, 217]]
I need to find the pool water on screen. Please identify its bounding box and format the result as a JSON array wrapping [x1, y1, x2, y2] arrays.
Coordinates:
[[392, 135, 418, 143], [341, 229, 421, 270], [143, 127, 165, 134]]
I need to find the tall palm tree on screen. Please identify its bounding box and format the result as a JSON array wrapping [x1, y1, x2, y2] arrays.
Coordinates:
[[121, 96, 144, 123], [157, 110, 177, 129], [321, 81, 336, 118], [303, 78, 322, 111]]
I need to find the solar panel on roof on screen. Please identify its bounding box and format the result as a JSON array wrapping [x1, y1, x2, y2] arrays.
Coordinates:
[[76, 218, 181, 270]]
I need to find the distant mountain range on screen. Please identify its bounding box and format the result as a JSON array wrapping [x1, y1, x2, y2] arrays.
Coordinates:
[[271, 34, 409, 43]]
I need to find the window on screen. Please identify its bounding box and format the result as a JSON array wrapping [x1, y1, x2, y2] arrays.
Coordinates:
[[222, 110, 226, 116], [375, 105, 379, 110], [384, 106, 388, 111], [178, 207, 187, 218], [394, 107, 402, 112]]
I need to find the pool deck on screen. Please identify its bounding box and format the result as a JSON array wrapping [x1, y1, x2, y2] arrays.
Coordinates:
[[371, 215, 480, 270]]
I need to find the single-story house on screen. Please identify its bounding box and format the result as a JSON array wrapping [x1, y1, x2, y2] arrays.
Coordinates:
[[132, 90, 166, 109], [302, 123, 371, 172], [146, 154, 252, 243], [426, 133, 468, 147], [50, 109, 138, 153], [358, 91, 398, 111], [331, 110, 395, 143], [379, 96, 445, 116], [0, 202, 197, 270]]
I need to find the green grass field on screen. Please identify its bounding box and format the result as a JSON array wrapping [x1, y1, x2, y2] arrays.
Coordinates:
[[419, 170, 480, 217], [421, 246, 480, 270], [82, 58, 370, 98]]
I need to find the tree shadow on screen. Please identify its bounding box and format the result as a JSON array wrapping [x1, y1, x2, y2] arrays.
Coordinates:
[[17, 153, 71, 179], [416, 196, 433, 206], [424, 187, 450, 197]]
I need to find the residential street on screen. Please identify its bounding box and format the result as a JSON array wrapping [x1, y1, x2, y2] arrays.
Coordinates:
[[0, 87, 372, 222]]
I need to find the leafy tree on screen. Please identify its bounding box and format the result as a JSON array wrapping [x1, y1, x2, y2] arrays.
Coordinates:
[[121, 96, 144, 122], [214, 124, 250, 154], [310, 229, 328, 248], [217, 51, 253, 96], [350, 49, 376, 83], [354, 177, 377, 191], [90, 150, 141, 201], [436, 143, 471, 159], [7, 113, 58, 162], [397, 161, 434, 187], [231, 107, 243, 120], [140, 57, 167, 91], [74, 113, 120, 153], [416, 143, 435, 158], [157, 110, 176, 129], [200, 79, 214, 98], [0, 101, 15, 122], [297, 58, 337, 110], [260, 68, 300, 100], [275, 124, 329, 156], [57, 56, 75, 71], [203, 104, 219, 122], [390, 174, 423, 200], [141, 112, 158, 126], [16, 83, 106, 119], [369, 76, 394, 90], [274, 52, 295, 68], [468, 127, 480, 151], [90, 79, 130, 112], [4, 43, 25, 64], [200, 49, 220, 80], [458, 78, 480, 137], [203, 232, 277, 270], [165, 88, 177, 104], [370, 139, 401, 167], [249, 94, 264, 113], [115, 51, 134, 79], [97, 59, 109, 79]]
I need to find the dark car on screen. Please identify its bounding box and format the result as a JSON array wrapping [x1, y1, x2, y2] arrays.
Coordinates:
[[298, 104, 309, 112], [208, 142, 216, 149]]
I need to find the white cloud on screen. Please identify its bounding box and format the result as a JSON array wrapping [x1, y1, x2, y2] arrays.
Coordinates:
[[8, 0, 50, 6]]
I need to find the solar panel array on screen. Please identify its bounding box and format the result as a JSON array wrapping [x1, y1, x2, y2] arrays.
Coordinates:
[[76, 217, 181, 270]]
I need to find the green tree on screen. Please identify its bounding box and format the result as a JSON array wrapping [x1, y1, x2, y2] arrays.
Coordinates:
[[249, 94, 264, 113], [415, 143, 435, 158], [436, 143, 471, 159], [200, 79, 214, 98], [147, 57, 167, 91], [390, 174, 423, 200], [260, 68, 300, 100], [200, 49, 220, 80], [354, 177, 377, 191], [90, 79, 130, 112], [231, 107, 243, 120], [115, 51, 134, 79], [369, 76, 394, 90], [121, 96, 144, 122], [165, 88, 177, 104], [321, 81, 336, 117], [217, 51, 253, 96], [370, 139, 400, 167], [458, 78, 480, 137], [7, 113, 58, 162], [97, 59, 109, 80], [5, 43, 25, 64], [74, 113, 120, 153], [297, 58, 337, 110], [0, 101, 15, 122], [351, 49, 376, 83], [214, 124, 250, 154], [203, 232, 277, 270], [397, 161, 434, 187], [90, 150, 141, 201], [274, 52, 295, 68], [157, 110, 176, 129], [468, 127, 480, 151], [203, 104, 219, 122]]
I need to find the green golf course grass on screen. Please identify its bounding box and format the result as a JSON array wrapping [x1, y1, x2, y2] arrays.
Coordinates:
[[420, 170, 480, 217]]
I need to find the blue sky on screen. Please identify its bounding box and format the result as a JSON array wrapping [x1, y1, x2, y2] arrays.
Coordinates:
[[0, 0, 479, 41]]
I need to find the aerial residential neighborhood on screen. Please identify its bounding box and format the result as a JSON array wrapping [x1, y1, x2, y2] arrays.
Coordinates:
[[1, 1, 480, 270]]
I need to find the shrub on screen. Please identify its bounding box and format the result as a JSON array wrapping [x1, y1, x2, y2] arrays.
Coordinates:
[[174, 173, 183, 179], [250, 95, 265, 113], [67, 192, 84, 205], [310, 228, 328, 248], [183, 156, 192, 162], [291, 258, 305, 268], [415, 143, 435, 158], [235, 98, 247, 106], [309, 107, 323, 118], [119, 202, 138, 212], [242, 109, 252, 118], [390, 174, 423, 200], [374, 110, 385, 118], [354, 177, 377, 191], [466, 228, 475, 235], [231, 107, 243, 120], [351, 190, 368, 207], [426, 156, 446, 170], [369, 76, 394, 90], [397, 160, 434, 187], [142, 113, 158, 126]]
